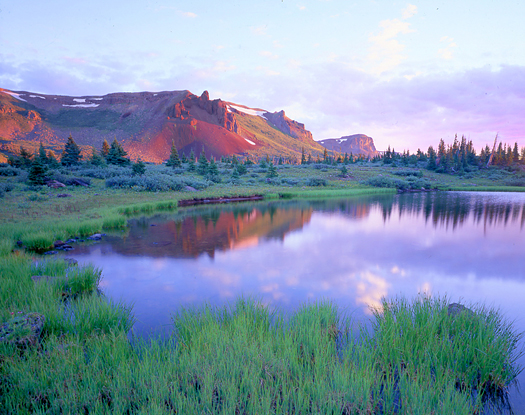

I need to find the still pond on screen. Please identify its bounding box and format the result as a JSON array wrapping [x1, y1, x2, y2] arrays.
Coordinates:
[[60, 191, 525, 412]]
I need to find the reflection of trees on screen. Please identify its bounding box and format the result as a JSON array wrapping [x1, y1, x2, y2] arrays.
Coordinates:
[[381, 193, 525, 230]]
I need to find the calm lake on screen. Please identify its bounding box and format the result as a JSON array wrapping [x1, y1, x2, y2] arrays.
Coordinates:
[[60, 191, 525, 412]]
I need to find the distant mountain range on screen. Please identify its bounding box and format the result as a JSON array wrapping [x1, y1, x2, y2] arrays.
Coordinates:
[[0, 88, 377, 162], [317, 134, 378, 157]]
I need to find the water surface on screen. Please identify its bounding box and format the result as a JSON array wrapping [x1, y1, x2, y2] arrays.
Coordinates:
[[62, 191, 525, 411]]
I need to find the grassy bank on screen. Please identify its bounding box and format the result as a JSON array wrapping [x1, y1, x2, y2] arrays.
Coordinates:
[[1, 158, 523, 253], [0, 255, 521, 414]]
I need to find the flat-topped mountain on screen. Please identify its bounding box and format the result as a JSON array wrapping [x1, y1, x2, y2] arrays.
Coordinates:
[[0, 88, 325, 162], [317, 134, 378, 157]]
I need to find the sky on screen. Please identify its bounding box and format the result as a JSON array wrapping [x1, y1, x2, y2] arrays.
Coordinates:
[[1, 0, 525, 152]]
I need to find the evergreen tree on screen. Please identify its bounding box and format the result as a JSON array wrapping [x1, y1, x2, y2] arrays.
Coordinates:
[[47, 151, 60, 169], [19, 145, 33, 168], [62, 135, 82, 166], [323, 148, 328, 163], [513, 143, 520, 164], [231, 167, 240, 180], [340, 164, 348, 176], [187, 157, 196, 171], [427, 146, 437, 170], [101, 139, 110, 159], [244, 155, 254, 165], [307, 153, 312, 164], [278, 156, 283, 165], [28, 157, 48, 185], [189, 149, 195, 162], [207, 157, 220, 182], [521, 147, 525, 165], [231, 155, 239, 167], [237, 163, 247, 175], [132, 158, 146, 176], [301, 147, 307, 164], [197, 149, 209, 175], [166, 143, 182, 168], [89, 146, 105, 166], [266, 162, 278, 178], [259, 157, 267, 168], [106, 138, 129, 165], [437, 139, 446, 165], [181, 152, 188, 163], [38, 142, 48, 165]]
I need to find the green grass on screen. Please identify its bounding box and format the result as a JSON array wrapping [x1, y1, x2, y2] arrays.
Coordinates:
[[1, 286, 521, 414]]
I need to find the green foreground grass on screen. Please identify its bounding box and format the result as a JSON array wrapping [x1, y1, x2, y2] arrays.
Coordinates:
[[0, 254, 522, 414], [1, 161, 524, 413]]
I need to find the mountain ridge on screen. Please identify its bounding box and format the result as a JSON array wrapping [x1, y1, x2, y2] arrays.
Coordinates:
[[0, 88, 377, 162]]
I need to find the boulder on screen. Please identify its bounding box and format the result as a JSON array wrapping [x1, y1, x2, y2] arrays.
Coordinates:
[[447, 303, 475, 318], [67, 178, 90, 187], [54, 240, 65, 248], [184, 186, 198, 192], [47, 180, 66, 188], [57, 193, 72, 198], [63, 258, 78, 266], [0, 312, 45, 349], [87, 233, 102, 241]]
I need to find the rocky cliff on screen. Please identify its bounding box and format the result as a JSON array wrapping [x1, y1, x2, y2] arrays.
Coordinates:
[[317, 134, 378, 157], [263, 110, 314, 143]]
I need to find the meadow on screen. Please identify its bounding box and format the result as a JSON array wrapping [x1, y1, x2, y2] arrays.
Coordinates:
[[1, 158, 524, 413]]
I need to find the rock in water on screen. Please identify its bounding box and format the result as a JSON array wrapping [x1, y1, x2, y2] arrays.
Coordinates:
[[447, 303, 475, 318]]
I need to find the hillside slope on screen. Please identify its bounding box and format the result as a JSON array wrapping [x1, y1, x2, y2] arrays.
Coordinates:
[[0, 88, 324, 163]]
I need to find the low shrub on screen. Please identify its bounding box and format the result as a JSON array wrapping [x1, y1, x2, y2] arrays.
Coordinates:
[[105, 174, 209, 192], [393, 169, 423, 177], [306, 177, 327, 187], [0, 182, 15, 198], [280, 177, 300, 186], [0, 166, 20, 176]]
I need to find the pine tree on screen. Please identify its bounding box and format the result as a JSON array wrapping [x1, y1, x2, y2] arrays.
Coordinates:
[[301, 147, 307, 164], [19, 145, 33, 168], [101, 139, 110, 159], [90, 146, 105, 166], [166, 144, 182, 168], [231, 167, 240, 180], [61, 135, 82, 166], [427, 146, 437, 170], [38, 142, 48, 165], [28, 157, 48, 185], [106, 138, 129, 165], [237, 163, 247, 175], [340, 164, 348, 176], [132, 158, 146, 176], [181, 152, 188, 163], [197, 149, 209, 175], [266, 162, 278, 178], [513, 143, 520, 164], [207, 157, 220, 181], [47, 151, 60, 169]]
